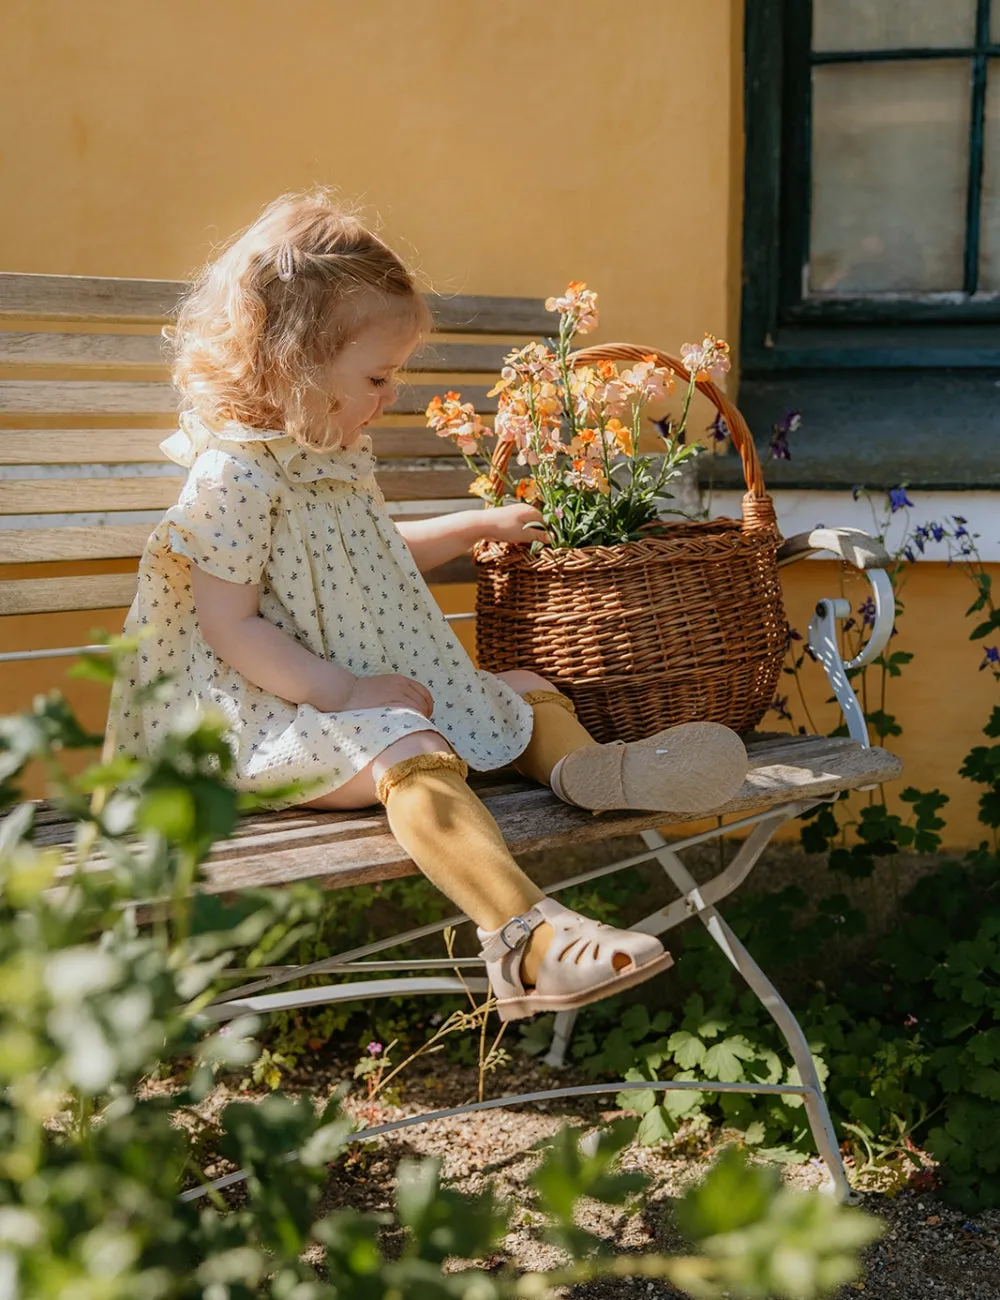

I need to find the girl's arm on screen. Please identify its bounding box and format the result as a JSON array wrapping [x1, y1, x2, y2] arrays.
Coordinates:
[[396, 504, 549, 573], [189, 566, 434, 716]]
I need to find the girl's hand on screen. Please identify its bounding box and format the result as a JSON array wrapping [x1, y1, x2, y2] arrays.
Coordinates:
[[341, 673, 435, 718], [480, 503, 551, 545]]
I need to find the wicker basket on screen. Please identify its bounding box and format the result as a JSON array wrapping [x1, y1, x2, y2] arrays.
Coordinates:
[[473, 343, 787, 744]]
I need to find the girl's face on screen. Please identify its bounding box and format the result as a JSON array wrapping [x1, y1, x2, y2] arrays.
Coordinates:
[[324, 319, 417, 446]]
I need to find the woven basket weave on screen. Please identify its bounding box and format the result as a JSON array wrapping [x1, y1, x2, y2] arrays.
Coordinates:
[[473, 343, 787, 744]]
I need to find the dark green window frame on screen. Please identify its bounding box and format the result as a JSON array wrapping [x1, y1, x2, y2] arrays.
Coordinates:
[[742, 0, 1000, 372], [729, 0, 1000, 491]]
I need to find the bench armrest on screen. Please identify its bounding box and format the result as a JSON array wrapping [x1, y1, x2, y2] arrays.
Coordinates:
[[777, 527, 891, 570], [780, 527, 897, 748]]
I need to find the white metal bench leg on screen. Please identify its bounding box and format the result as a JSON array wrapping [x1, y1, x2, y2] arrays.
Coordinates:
[[636, 828, 852, 1202], [542, 805, 818, 1069], [544, 1009, 581, 1068]]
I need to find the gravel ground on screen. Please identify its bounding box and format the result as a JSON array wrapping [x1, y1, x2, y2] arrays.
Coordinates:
[[170, 1050, 1000, 1299]]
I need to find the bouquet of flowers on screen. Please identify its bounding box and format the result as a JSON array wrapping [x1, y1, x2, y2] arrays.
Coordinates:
[[425, 282, 731, 549]]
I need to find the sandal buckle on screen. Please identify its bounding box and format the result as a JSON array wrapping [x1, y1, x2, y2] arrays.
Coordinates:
[[499, 915, 533, 952]]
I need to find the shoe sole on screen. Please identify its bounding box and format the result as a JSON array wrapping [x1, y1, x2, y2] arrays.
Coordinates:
[[559, 721, 749, 814], [494, 949, 675, 1022]]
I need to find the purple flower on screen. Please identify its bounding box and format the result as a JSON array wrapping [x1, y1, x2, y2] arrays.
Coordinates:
[[858, 596, 877, 628], [770, 694, 793, 722], [780, 410, 802, 434], [930, 523, 945, 543], [903, 545, 917, 564], [912, 526, 928, 554], [980, 647, 1000, 672], [706, 413, 730, 444], [649, 414, 678, 443], [889, 487, 914, 513], [366, 1041, 383, 1057], [769, 410, 800, 461], [851, 486, 865, 502]]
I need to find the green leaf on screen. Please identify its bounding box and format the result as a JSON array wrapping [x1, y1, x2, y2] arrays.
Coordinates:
[[668, 1030, 706, 1070], [637, 1105, 675, 1145], [702, 1035, 756, 1083], [970, 610, 1000, 640]]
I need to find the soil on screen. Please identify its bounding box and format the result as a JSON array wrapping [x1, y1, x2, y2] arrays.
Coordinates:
[[170, 1047, 1000, 1300]]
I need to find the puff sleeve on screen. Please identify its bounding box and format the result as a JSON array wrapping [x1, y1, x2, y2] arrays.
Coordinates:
[[166, 450, 275, 585]]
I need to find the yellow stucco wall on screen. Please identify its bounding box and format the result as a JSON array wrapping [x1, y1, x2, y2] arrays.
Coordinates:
[[0, 0, 743, 348], [2, 1, 992, 847]]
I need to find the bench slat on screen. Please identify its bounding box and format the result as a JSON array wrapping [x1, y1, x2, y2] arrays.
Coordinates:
[[0, 332, 516, 375], [0, 429, 171, 465], [0, 426, 463, 465], [0, 379, 495, 417], [0, 274, 186, 321], [33, 740, 904, 894], [0, 274, 553, 334], [0, 463, 474, 517], [0, 554, 476, 610], [0, 380, 178, 415], [0, 478, 180, 513], [0, 572, 137, 615], [0, 524, 153, 563]]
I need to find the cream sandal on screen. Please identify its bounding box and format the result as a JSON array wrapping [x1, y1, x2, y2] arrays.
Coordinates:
[[550, 720, 749, 814], [477, 897, 674, 1022]]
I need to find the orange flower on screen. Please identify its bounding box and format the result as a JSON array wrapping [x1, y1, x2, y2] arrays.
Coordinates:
[[468, 474, 494, 500], [515, 476, 542, 505], [570, 427, 601, 458], [605, 418, 633, 457]]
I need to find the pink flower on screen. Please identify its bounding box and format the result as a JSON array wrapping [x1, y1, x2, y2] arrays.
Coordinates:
[[680, 335, 731, 382], [545, 280, 599, 334], [564, 458, 610, 495], [494, 405, 534, 448], [489, 343, 560, 395], [367, 1041, 383, 1057]]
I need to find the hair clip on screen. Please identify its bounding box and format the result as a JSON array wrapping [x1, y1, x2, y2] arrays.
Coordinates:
[[275, 244, 296, 282]]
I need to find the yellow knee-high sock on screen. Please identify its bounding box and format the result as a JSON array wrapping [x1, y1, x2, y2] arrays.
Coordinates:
[[512, 690, 599, 787], [376, 753, 544, 932]]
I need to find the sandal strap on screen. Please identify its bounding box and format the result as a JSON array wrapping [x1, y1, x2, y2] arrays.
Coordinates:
[[478, 904, 547, 963]]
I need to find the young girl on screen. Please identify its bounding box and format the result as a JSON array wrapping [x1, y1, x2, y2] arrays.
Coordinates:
[[110, 193, 749, 1021]]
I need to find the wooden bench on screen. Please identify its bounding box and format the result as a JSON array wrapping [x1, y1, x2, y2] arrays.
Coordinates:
[[0, 272, 903, 1202]]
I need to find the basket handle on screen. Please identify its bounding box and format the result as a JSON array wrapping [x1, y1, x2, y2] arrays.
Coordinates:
[[485, 342, 775, 532]]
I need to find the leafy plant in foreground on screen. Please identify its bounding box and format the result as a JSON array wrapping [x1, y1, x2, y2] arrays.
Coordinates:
[[0, 672, 877, 1296]]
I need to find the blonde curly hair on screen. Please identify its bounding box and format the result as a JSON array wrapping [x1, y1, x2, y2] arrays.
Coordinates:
[[170, 192, 431, 448]]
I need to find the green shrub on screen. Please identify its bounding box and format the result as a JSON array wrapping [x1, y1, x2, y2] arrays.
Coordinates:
[[0, 674, 877, 1296]]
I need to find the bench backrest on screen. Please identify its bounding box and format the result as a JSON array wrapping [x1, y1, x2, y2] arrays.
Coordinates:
[[0, 273, 549, 653]]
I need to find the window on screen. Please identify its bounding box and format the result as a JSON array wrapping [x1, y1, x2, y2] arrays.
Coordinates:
[[742, 0, 1000, 370], [736, 1, 1000, 489]]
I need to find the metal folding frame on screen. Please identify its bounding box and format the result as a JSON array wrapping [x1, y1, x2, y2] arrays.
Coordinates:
[[200, 795, 852, 1201]]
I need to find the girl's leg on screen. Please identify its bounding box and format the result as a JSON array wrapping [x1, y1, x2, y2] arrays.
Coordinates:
[[494, 669, 749, 814], [301, 729, 550, 985], [298, 702, 672, 1019]]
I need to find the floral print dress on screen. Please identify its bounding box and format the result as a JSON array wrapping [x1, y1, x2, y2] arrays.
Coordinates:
[[108, 414, 533, 808]]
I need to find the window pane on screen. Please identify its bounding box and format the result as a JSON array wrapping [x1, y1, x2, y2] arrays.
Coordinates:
[[809, 61, 971, 294], [980, 65, 1000, 291], [813, 0, 977, 52]]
